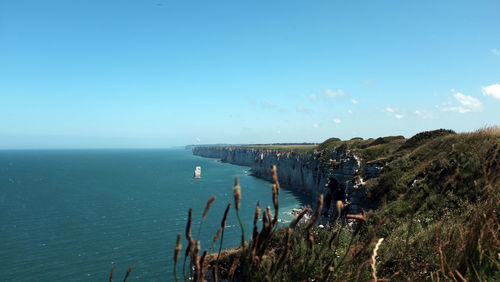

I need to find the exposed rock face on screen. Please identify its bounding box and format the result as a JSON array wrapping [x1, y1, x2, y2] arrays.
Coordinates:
[[192, 146, 383, 216]]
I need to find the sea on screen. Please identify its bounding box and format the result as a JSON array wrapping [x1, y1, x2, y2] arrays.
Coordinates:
[[0, 149, 305, 281]]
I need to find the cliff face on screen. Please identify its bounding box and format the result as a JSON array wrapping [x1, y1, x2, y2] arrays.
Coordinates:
[[192, 146, 383, 216]]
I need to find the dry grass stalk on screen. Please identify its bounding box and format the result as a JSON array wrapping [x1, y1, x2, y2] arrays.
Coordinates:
[[454, 270, 467, 282], [306, 194, 324, 230], [229, 256, 240, 277], [270, 165, 280, 193], [183, 240, 192, 281], [290, 207, 310, 229], [260, 210, 269, 236], [250, 235, 260, 263], [233, 177, 245, 246], [173, 233, 182, 282], [474, 125, 500, 135], [212, 265, 218, 282], [371, 238, 384, 282], [266, 206, 273, 228], [252, 201, 261, 243], [233, 177, 241, 210], [272, 184, 278, 208], [272, 184, 279, 227], [255, 211, 272, 259], [202, 196, 216, 220], [123, 264, 134, 282], [189, 237, 195, 255], [184, 240, 192, 257], [221, 203, 231, 229], [251, 201, 261, 262], [182, 209, 193, 280], [197, 196, 217, 242], [216, 203, 231, 262], [174, 233, 182, 262], [108, 265, 114, 282], [251, 247, 260, 264], [199, 250, 208, 280], [186, 208, 193, 239], [209, 228, 222, 252], [253, 201, 261, 226], [183, 208, 194, 281], [193, 241, 201, 281]]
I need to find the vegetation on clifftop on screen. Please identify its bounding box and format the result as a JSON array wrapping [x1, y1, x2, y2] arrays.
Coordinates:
[[170, 127, 499, 281]]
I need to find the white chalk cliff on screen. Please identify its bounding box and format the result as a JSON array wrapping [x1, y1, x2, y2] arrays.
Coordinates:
[[192, 146, 383, 216]]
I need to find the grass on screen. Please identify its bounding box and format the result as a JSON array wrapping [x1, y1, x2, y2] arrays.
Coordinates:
[[240, 144, 317, 155], [194, 144, 317, 157], [168, 127, 500, 281], [316, 135, 406, 165]]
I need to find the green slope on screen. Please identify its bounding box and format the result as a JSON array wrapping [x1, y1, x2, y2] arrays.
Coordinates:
[[175, 127, 500, 281]]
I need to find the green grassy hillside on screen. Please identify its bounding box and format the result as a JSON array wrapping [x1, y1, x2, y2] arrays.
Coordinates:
[[173, 127, 499, 281], [364, 127, 499, 280]]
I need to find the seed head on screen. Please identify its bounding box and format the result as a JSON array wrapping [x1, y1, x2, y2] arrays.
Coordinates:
[[266, 206, 273, 226], [272, 184, 279, 211], [123, 264, 134, 282], [202, 196, 216, 220], [233, 177, 241, 210], [108, 265, 114, 282], [253, 201, 261, 226], [210, 227, 222, 251], [174, 233, 182, 262], [270, 165, 280, 193], [221, 203, 231, 228], [186, 208, 192, 239]]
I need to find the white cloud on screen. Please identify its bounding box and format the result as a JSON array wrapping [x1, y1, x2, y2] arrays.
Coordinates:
[[415, 110, 436, 119], [309, 93, 318, 101], [276, 130, 281, 134], [332, 118, 341, 124], [313, 123, 319, 128], [440, 93, 483, 113], [351, 98, 359, 104], [455, 93, 482, 111], [482, 84, 500, 100], [383, 106, 405, 119], [491, 49, 500, 56], [324, 88, 345, 98], [196, 137, 201, 143], [348, 109, 353, 114]]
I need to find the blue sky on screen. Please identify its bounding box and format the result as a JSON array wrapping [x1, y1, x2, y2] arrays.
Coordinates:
[[1, 0, 499, 148]]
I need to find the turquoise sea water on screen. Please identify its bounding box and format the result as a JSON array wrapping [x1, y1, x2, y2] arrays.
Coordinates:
[[0, 149, 304, 281]]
